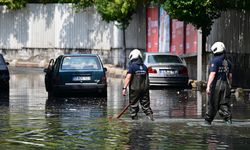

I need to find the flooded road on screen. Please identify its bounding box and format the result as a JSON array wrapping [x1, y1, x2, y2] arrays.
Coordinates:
[[1, 67, 250, 149]]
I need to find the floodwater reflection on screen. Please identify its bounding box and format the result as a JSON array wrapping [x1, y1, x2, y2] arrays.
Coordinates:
[[149, 88, 207, 119], [1, 67, 250, 149], [0, 91, 9, 106]]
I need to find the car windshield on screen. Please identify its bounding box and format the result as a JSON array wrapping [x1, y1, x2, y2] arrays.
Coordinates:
[[148, 55, 182, 64], [61, 56, 101, 70]]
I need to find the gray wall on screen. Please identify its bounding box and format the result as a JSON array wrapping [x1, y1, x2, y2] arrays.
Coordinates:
[[0, 4, 146, 66], [207, 10, 250, 88]]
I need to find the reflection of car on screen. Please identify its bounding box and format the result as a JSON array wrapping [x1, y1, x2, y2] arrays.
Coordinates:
[[143, 52, 189, 87], [44, 54, 107, 97], [0, 54, 10, 92]]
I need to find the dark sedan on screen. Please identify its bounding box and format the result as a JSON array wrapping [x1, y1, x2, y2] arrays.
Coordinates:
[[44, 54, 107, 97], [143, 52, 189, 87], [0, 54, 10, 92]]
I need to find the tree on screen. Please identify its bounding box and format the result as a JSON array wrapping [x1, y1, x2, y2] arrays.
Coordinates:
[[161, 0, 221, 37], [161, 0, 250, 36]]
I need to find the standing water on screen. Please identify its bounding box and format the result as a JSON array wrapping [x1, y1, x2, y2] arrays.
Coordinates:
[[0, 67, 250, 149]]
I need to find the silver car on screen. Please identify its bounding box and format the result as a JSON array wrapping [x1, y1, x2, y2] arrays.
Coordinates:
[[143, 52, 189, 87]]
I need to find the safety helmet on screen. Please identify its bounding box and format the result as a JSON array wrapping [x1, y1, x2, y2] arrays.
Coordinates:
[[211, 42, 225, 54], [129, 49, 142, 61]]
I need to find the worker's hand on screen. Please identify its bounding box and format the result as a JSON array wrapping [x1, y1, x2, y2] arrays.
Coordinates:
[[206, 86, 211, 94], [122, 89, 126, 96]]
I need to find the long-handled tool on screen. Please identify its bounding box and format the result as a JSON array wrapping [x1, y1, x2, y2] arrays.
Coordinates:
[[108, 103, 130, 122], [116, 103, 131, 119], [108, 96, 130, 121]]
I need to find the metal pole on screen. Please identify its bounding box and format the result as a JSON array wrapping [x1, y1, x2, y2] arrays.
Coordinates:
[[197, 29, 202, 82], [123, 27, 126, 69]]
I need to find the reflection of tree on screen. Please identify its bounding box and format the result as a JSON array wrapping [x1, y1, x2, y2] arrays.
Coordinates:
[[103, 120, 130, 149], [0, 92, 10, 128], [127, 123, 156, 150], [103, 121, 158, 149]]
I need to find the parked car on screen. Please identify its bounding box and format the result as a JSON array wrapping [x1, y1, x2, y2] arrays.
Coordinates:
[[44, 54, 107, 97], [0, 54, 10, 92], [143, 52, 189, 87]]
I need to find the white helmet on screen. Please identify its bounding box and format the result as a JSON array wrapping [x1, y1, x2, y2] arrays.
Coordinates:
[[129, 49, 142, 61], [211, 42, 225, 54]]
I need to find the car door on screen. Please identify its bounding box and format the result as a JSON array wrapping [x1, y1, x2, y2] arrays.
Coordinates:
[[44, 59, 54, 92]]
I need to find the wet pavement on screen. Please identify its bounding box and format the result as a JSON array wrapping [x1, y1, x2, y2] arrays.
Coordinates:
[[0, 67, 250, 149]]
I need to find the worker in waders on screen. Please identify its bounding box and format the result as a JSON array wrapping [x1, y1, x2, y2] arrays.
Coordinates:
[[205, 42, 233, 125], [122, 49, 154, 121]]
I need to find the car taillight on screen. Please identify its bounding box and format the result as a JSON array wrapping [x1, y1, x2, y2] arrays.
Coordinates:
[[179, 67, 188, 75], [148, 67, 157, 74], [99, 76, 107, 84]]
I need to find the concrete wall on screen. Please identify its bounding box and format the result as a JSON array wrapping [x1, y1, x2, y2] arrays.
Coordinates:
[[0, 4, 146, 66]]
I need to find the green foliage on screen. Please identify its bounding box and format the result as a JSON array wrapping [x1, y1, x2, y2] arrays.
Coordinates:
[[95, 0, 138, 30], [161, 0, 250, 36], [0, 0, 27, 9], [162, 0, 221, 36], [70, 0, 94, 9]]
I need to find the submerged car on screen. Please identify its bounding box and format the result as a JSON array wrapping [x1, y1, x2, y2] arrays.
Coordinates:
[[0, 54, 10, 92], [143, 52, 189, 87], [44, 54, 107, 97]]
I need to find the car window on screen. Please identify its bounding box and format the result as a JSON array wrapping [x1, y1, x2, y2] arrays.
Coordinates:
[[61, 56, 101, 70], [148, 55, 182, 64]]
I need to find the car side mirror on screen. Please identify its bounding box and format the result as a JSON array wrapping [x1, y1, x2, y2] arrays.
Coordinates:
[[43, 68, 48, 73], [6, 62, 9, 65], [104, 67, 107, 72]]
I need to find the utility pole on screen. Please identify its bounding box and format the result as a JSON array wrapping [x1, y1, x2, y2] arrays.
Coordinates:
[[197, 29, 202, 82], [197, 29, 203, 114]]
